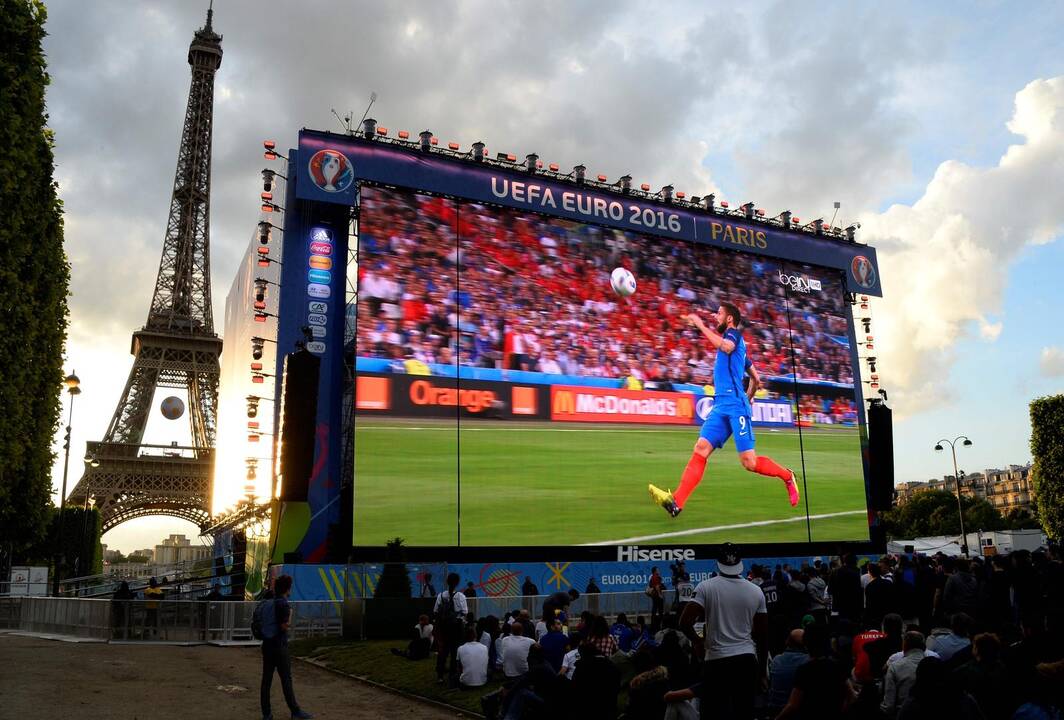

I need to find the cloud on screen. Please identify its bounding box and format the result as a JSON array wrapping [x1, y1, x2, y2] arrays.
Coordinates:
[[1041, 347, 1064, 377], [860, 77, 1064, 414]]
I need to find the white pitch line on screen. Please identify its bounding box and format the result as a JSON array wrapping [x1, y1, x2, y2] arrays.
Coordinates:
[[581, 509, 867, 546]]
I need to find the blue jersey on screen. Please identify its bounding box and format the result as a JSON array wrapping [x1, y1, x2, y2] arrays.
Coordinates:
[[713, 328, 751, 411]]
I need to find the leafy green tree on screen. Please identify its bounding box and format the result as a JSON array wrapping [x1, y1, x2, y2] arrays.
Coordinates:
[[1030, 395, 1064, 540], [373, 537, 412, 598], [0, 1, 70, 562], [1004, 507, 1038, 530], [884, 489, 1006, 539], [126, 555, 150, 564]]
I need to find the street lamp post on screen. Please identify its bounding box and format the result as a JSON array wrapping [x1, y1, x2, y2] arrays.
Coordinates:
[[935, 436, 973, 557], [52, 372, 82, 596]]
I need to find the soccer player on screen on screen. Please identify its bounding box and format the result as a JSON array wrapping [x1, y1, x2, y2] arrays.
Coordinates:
[[649, 302, 801, 517]]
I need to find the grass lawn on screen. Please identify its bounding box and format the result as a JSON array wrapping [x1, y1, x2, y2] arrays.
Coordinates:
[[290, 637, 499, 716], [354, 418, 869, 546]]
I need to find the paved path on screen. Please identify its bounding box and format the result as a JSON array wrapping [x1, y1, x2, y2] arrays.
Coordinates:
[[1, 634, 467, 719]]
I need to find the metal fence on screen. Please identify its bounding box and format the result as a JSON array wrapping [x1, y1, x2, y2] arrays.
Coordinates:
[[0, 591, 666, 644], [1, 597, 342, 644]]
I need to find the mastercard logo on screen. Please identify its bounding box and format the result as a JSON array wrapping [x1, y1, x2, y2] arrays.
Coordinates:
[[309, 255, 332, 270]]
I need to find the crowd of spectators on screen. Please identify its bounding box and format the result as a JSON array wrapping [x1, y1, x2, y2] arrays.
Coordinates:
[[405, 547, 1064, 719], [355, 187, 856, 394]]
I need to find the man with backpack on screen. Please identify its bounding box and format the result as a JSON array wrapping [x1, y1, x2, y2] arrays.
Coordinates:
[[434, 572, 468, 686], [254, 574, 313, 720]]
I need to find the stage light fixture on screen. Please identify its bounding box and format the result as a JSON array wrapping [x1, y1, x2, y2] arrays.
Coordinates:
[[640, 183, 651, 192], [703, 194, 715, 211], [419, 131, 433, 151], [261, 191, 273, 202], [397, 130, 410, 140], [597, 174, 608, 182], [573, 165, 586, 184], [376, 126, 389, 136], [525, 153, 539, 172], [472, 141, 485, 161], [661, 185, 674, 203], [261, 202, 273, 213], [548, 163, 559, 172], [720, 200, 729, 209], [792, 216, 800, 224], [362, 118, 377, 138], [251, 338, 265, 361], [447, 141, 460, 150], [262, 169, 276, 192], [811, 218, 824, 235], [780, 210, 792, 226], [620, 175, 632, 193], [263, 140, 278, 161], [741, 202, 755, 219], [258, 222, 270, 245], [254, 313, 267, 323], [676, 191, 686, 200], [757, 209, 766, 217]]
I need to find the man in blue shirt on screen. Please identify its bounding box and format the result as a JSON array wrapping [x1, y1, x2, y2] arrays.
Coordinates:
[[650, 302, 800, 517]]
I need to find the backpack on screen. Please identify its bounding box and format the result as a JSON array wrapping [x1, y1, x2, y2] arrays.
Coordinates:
[[436, 591, 462, 626], [251, 598, 279, 640]]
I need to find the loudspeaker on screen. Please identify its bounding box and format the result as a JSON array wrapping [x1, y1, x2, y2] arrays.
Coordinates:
[[868, 402, 895, 510], [277, 350, 321, 502]]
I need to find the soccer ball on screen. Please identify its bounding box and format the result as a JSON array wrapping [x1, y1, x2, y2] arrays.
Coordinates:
[[160, 396, 185, 420], [610, 267, 637, 297]]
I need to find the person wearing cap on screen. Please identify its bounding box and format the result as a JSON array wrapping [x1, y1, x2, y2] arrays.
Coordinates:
[[679, 543, 768, 720]]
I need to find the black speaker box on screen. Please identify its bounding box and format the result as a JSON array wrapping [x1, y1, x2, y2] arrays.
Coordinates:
[[868, 402, 895, 510], [277, 350, 321, 502]]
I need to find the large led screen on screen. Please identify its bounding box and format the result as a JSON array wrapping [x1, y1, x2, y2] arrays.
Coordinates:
[[352, 185, 868, 546]]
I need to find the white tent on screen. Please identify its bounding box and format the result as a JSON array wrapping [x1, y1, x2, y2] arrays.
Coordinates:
[[886, 536, 964, 556]]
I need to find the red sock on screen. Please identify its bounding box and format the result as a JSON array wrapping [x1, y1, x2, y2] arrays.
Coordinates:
[[673, 452, 708, 508], [754, 455, 792, 482]]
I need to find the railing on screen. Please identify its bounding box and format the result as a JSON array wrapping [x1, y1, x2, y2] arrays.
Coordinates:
[[1, 598, 342, 644]]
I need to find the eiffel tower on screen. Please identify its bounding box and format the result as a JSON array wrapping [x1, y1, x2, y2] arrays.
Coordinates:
[[69, 8, 223, 533]]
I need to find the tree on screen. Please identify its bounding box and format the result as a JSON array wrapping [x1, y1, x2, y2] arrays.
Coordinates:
[[0, 1, 70, 562], [1004, 507, 1038, 530], [1030, 394, 1064, 540], [373, 537, 412, 598], [884, 489, 1007, 539]]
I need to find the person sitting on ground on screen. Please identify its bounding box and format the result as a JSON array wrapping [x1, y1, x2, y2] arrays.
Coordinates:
[[625, 645, 669, 720], [501, 644, 567, 720], [500, 621, 536, 679], [589, 615, 620, 657], [768, 629, 809, 715], [656, 626, 693, 690], [516, 608, 536, 640], [881, 631, 927, 718], [558, 631, 583, 680], [571, 641, 621, 720], [610, 612, 633, 652], [539, 617, 568, 672], [775, 622, 853, 720], [391, 614, 434, 660], [534, 607, 553, 641], [896, 657, 983, 720], [457, 625, 490, 689], [926, 612, 973, 666], [862, 613, 905, 683], [954, 632, 1011, 719]]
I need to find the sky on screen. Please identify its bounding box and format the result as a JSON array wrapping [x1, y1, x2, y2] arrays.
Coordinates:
[[41, 1, 1063, 553]]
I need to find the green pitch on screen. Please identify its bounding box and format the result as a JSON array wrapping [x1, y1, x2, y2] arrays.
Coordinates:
[[353, 418, 869, 547]]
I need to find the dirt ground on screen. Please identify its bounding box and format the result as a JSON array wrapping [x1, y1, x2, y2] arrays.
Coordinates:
[[0, 633, 470, 719]]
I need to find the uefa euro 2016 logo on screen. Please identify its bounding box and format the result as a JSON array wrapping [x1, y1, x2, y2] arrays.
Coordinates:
[[851, 255, 877, 289], [308, 149, 353, 193]]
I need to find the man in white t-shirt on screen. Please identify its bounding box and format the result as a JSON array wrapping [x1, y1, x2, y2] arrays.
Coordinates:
[[499, 622, 536, 678], [680, 543, 767, 720], [456, 627, 490, 688], [433, 574, 469, 685]]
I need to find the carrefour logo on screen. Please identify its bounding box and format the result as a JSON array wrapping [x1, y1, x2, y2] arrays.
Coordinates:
[[778, 269, 821, 293]]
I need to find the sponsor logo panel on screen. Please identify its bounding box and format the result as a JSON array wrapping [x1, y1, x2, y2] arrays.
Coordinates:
[[550, 385, 694, 424]]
